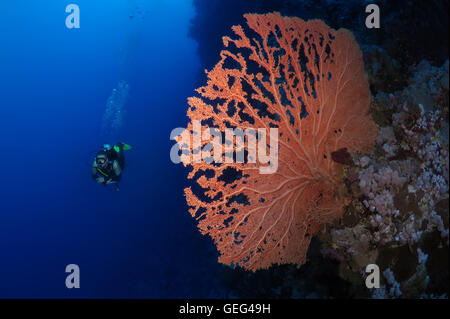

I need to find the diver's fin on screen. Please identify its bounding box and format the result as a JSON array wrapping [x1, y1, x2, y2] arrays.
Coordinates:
[[114, 143, 132, 153], [122, 143, 132, 150], [117, 142, 131, 151]]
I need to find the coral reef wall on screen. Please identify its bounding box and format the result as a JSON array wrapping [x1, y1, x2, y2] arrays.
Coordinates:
[[187, 0, 449, 298], [323, 60, 449, 298]]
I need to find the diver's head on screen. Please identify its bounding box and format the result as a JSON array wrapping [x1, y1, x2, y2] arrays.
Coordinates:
[[96, 152, 108, 169]]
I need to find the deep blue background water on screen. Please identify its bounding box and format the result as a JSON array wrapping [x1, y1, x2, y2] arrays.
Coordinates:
[[0, 0, 225, 298]]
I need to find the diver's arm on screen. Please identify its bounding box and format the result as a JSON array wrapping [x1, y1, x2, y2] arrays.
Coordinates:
[[92, 162, 98, 180], [113, 160, 122, 178], [92, 162, 106, 184]]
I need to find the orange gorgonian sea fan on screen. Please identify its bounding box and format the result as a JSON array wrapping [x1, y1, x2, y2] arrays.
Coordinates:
[[179, 12, 378, 271]]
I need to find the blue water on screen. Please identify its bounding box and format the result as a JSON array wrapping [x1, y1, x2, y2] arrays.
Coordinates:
[[0, 0, 225, 298]]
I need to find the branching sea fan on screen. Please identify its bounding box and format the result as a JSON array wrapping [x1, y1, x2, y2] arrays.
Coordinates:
[[179, 12, 378, 271]]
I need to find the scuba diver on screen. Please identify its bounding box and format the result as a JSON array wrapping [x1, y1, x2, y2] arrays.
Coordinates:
[[92, 142, 131, 191]]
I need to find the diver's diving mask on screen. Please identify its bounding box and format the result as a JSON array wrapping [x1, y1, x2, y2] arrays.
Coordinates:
[[96, 155, 107, 166]]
